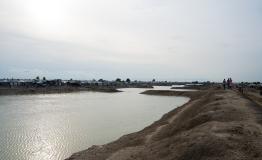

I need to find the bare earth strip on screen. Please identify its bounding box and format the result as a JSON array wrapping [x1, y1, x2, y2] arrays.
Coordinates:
[[0, 86, 120, 95], [66, 89, 262, 160]]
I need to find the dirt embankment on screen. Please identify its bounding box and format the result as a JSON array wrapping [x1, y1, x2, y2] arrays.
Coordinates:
[[140, 90, 205, 100], [0, 86, 120, 95], [244, 90, 262, 106], [171, 85, 210, 90], [67, 89, 262, 160]]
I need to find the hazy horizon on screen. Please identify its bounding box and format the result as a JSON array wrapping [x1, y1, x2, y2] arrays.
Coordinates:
[[1, 0, 262, 82]]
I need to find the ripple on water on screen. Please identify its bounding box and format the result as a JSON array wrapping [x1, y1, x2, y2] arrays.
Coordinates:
[[0, 88, 189, 160]]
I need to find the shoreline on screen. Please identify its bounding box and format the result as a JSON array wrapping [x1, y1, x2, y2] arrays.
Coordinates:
[[0, 85, 156, 96], [66, 88, 262, 160], [0, 86, 121, 96]]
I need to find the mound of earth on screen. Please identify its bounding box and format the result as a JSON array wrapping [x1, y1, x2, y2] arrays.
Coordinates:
[[67, 89, 262, 160]]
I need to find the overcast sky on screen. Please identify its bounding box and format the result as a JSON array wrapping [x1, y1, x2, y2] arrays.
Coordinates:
[[0, 0, 261, 81]]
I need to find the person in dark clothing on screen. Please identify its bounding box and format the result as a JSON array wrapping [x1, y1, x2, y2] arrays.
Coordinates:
[[229, 78, 233, 89], [223, 79, 226, 90], [227, 78, 230, 89]]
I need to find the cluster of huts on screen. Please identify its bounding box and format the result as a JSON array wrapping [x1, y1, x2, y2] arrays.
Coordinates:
[[0, 79, 63, 87], [0, 78, 150, 88]]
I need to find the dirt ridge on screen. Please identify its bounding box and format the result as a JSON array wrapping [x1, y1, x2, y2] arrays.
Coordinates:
[[66, 89, 262, 160]]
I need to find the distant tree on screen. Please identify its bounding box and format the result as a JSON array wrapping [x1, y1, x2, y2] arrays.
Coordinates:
[[36, 76, 40, 80], [126, 78, 131, 83], [152, 79, 156, 82], [98, 79, 104, 82], [116, 78, 121, 82], [43, 77, 46, 81], [192, 81, 198, 84]]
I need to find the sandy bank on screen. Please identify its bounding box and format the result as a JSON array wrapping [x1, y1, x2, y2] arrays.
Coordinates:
[[140, 90, 205, 100], [171, 85, 210, 90], [0, 86, 120, 96], [66, 89, 262, 160]]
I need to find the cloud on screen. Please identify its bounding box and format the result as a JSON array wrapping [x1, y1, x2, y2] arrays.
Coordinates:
[[0, 0, 262, 81]]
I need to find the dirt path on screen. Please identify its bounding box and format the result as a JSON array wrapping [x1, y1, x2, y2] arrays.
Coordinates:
[[67, 89, 262, 160]]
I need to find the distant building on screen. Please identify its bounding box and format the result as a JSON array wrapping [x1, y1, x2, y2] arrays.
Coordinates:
[[67, 80, 81, 87], [0, 79, 11, 87], [46, 79, 62, 86]]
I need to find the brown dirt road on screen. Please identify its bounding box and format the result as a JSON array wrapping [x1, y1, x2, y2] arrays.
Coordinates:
[[66, 89, 262, 160]]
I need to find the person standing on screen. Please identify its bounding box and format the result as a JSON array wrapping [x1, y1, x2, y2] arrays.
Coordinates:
[[227, 78, 230, 89], [229, 78, 233, 89], [223, 79, 226, 90]]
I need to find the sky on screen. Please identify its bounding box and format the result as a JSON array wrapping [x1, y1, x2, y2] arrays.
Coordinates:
[[0, 0, 262, 82]]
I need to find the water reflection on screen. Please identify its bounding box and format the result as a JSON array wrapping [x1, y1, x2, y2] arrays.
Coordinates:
[[153, 85, 197, 91], [0, 87, 189, 160]]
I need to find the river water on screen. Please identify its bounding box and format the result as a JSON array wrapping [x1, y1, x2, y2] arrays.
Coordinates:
[[0, 87, 189, 160]]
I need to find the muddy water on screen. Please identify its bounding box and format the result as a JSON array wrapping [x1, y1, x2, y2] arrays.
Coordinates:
[[0, 87, 189, 160]]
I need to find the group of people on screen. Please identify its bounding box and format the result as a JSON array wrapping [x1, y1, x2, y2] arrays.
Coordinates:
[[222, 78, 262, 95], [222, 78, 233, 90]]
